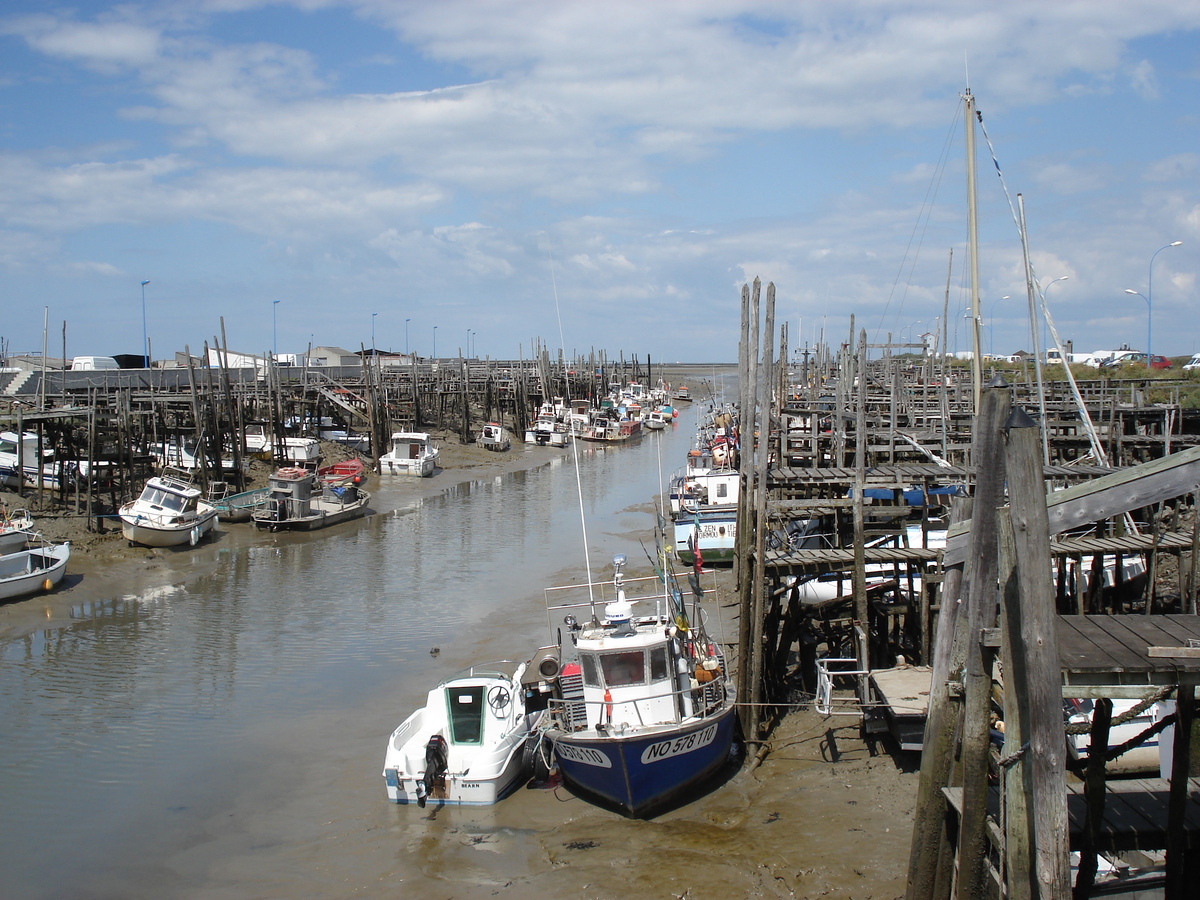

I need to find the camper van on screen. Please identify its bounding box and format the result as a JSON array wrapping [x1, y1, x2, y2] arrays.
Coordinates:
[[70, 356, 120, 371]]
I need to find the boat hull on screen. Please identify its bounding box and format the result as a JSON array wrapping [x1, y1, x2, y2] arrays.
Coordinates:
[[549, 705, 737, 818], [382, 663, 538, 806], [379, 456, 436, 476], [673, 512, 737, 565], [251, 494, 369, 531], [0, 543, 70, 601], [120, 509, 218, 547]]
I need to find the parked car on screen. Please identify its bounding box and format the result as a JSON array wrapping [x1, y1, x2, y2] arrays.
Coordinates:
[[1099, 352, 1171, 370], [1183, 354, 1200, 371]]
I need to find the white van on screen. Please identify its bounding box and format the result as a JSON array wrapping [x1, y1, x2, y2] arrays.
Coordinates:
[[1183, 354, 1200, 371], [70, 356, 120, 371]]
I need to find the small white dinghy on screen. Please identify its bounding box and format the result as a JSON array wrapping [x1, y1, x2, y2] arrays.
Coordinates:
[[382, 660, 545, 807], [0, 541, 70, 602]]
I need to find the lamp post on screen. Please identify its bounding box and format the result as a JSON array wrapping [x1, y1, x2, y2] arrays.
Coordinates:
[[140, 280, 150, 367], [433, 326, 437, 360], [372, 312, 378, 352], [272, 300, 280, 358], [1126, 241, 1182, 368], [405, 318, 411, 357], [1037, 276, 1069, 356]]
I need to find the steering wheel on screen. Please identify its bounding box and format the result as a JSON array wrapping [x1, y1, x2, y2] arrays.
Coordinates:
[[487, 686, 512, 712]]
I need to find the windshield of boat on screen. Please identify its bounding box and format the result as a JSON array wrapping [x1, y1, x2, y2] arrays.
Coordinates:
[[581, 650, 664, 688], [446, 685, 484, 744], [142, 487, 187, 512]]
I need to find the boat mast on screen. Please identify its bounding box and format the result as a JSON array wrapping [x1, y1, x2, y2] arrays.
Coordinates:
[[964, 88, 983, 412]]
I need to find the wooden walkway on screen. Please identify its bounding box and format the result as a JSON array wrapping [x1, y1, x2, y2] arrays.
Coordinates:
[[944, 778, 1200, 853], [1059, 614, 1200, 696]]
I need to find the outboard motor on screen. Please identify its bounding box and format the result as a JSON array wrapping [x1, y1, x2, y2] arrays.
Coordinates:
[[417, 734, 448, 808]]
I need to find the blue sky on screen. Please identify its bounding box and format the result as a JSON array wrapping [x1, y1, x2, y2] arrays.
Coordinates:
[[2, 1, 1199, 364]]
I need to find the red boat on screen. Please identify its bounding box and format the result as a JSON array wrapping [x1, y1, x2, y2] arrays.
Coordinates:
[[317, 458, 365, 484]]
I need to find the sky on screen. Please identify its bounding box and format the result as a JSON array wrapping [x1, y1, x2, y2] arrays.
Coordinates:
[[2, 1, 1200, 365]]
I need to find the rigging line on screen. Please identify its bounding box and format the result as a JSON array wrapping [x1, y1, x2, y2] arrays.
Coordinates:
[[873, 101, 963, 346], [977, 113, 1122, 518], [545, 237, 597, 612]]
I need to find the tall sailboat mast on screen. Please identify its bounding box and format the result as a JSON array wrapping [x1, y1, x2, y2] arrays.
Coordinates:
[[964, 88, 983, 412]]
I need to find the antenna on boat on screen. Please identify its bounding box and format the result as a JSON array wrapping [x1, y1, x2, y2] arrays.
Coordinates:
[[544, 235, 598, 618]]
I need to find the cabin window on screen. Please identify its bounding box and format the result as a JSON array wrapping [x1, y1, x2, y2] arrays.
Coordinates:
[[601, 650, 645, 687], [580, 654, 602, 687], [649, 646, 670, 682], [446, 686, 484, 744], [716, 483, 728, 499]]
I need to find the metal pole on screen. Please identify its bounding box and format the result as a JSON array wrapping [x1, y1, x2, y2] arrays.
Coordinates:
[[1147, 241, 1182, 367], [273, 300, 280, 357], [140, 280, 150, 366]]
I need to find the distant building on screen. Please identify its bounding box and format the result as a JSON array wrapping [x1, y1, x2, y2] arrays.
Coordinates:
[[307, 346, 361, 367]]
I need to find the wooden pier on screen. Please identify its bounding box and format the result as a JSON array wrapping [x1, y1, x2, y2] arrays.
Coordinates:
[[729, 278, 1200, 898]]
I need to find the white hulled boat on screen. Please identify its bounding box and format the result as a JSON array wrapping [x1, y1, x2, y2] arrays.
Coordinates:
[[379, 432, 439, 476], [383, 660, 545, 806], [120, 468, 219, 548], [0, 540, 70, 601]]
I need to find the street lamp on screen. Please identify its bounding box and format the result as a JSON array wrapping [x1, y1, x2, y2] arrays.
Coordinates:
[[140, 280, 150, 367], [405, 318, 411, 357], [372, 312, 378, 352], [1037, 276, 1069, 358], [1126, 241, 1181, 368], [433, 325, 437, 359], [273, 300, 281, 358]]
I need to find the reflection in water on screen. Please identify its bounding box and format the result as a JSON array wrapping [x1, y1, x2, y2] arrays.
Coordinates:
[[0, 400, 714, 898]]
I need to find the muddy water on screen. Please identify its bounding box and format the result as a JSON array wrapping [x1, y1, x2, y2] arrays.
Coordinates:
[[0, 403, 721, 897], [1, 385, 918, 900]]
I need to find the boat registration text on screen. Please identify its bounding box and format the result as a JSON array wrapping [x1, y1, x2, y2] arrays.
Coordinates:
[[640, 723, 719, 764], [555, 742, 613, 768]]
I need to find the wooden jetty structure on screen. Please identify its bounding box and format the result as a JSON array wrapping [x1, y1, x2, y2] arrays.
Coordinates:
[[731, 278, 1200, 898], [0, 333, 687, 527]]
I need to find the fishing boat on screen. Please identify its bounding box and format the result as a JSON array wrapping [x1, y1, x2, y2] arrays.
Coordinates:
[[478, 423, 512, 452], [579, 411, 642, 444], [382, 659, 546, 807], [524, 403, 571, 447], [533, 553, 738, 818], [251, 465, 369, 532], [0, 508, 35, 554], [119, 468, 219, 547], [670, 468, 741, 566], [0, 541, 70, 601], [379, 432, 439, 476]]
